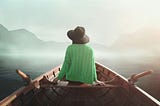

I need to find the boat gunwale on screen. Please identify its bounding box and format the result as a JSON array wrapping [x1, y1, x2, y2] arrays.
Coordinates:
[[96, 62, 160, 105], [0, 65, 60, 106], [0, 62, 160, 106]]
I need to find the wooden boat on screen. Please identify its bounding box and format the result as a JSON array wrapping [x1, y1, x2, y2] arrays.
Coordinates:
[[0, 62, 160, 106]]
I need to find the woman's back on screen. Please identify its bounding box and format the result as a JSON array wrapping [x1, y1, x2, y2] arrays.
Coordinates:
[[58, 26, 97, 84], [65, 44, 96, 84]]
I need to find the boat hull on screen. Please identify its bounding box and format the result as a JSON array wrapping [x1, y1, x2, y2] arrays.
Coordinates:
[[0, 62, 159, 106]]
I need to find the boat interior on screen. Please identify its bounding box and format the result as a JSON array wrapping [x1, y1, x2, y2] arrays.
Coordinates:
[[1, 63, 159, 106]]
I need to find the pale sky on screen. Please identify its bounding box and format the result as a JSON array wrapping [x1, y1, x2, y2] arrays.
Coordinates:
[[1, 0, 160, 46]]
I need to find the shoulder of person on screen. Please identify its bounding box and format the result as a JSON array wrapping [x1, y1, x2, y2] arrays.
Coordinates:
[[67, 44, 73, 49], [85, 44, 94, 51]]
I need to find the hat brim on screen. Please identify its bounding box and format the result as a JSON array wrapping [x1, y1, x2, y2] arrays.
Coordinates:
[[67, 30, 74, 40], [67, 30, 89, 44]]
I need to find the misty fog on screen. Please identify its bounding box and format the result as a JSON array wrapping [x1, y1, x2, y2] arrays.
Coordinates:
[[0, 24, 160, 101]]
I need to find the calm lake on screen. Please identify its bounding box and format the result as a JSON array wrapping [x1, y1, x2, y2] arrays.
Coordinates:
[[0, 55, 160, 101]]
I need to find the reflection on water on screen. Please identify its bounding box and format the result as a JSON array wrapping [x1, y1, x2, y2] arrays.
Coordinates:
[[0, 55, 160, 101]]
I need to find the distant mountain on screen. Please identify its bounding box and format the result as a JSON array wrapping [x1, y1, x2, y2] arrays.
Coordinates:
[[0, 24, 8, 33], [0, 24, 9, 44], [0, 25, 43, 46], [0, 24, 68, 54], [10, 29, 44, 46], [0, 24, 108, 55]]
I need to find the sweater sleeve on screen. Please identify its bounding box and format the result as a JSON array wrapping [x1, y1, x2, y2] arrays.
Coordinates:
[[58, 47, 70, 80], [92, 48, 98, 81], [93, 63, 97, 81]]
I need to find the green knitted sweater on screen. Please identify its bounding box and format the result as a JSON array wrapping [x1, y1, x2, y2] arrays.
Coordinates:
[[57, 44, 97, 84]]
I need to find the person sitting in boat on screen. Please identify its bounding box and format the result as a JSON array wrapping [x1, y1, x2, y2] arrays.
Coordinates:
[[57, 26, 104, 85]]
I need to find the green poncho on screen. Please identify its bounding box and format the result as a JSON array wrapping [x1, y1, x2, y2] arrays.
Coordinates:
[[58, 44, 97, 84]]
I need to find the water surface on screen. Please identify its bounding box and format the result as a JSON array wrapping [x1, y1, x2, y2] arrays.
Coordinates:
[[0, 55, 159, 101]]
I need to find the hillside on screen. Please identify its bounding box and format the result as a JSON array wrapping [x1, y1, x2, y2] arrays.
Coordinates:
[[0, 24, 68, 54], [0, 24, 108, 55]]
